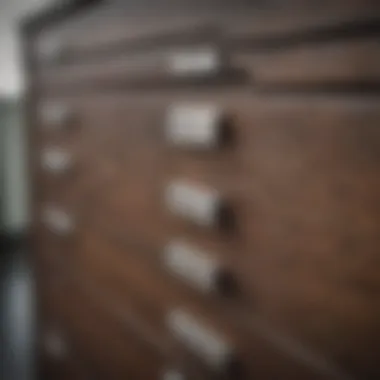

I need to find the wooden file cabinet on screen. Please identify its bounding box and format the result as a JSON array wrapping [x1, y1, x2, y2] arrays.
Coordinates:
[[22, 1, 380, 379]]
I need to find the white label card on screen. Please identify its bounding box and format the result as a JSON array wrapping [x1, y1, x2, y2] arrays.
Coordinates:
[[162, 369, 186, 380], [41, 148, 72, 173], [167, 47, 221, 76], [42, 206, 74, 235], [164, 240, 220, 293], [40, 102, 72, 128], [43, 330, 67, 359], [166, 105, 222, 149], [39, 36, 63, 61], [165, 181, 220, 227], [167, 310, 233, 370]]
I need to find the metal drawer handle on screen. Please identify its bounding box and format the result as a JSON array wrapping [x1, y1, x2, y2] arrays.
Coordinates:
[[167, 46, 222, 77], [166, 104, 223, 150], [162, 369, 186, 380], [42, 206, 74, 235], [38, 36, 64, 62], [165, 181, 221, 227], [41, 148, 73, 173], [43, 329, 68, 360], [164, 240, 233, 295], [40, 102, 73, 128], [167, 309, 235, 372]]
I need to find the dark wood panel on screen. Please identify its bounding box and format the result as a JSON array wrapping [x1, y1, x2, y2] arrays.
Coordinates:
[[39, 275, 173, 379], [70, 227, 340, 380], [38, 257, 223, 380], [223, 7, 380, 42], [36, 36, 380, 91], [37, 55, 236, 91], [232, 37, 380, 88], [35, 16, 218, 64]]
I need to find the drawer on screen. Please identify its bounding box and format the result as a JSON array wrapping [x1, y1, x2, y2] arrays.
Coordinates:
[[165, 309, 339, 380], [36, 7, 380, 91], [36, 92, 243, 217], [35, 98, 80, 136], [70, 91, 380, 244], [35, 92, 380, 282], [76, 201, 380, 379], [36, 14, 219, 63], [71, 227, 342, 379], [38, 46, 233, 91], [42, 93, 248, 249], [63, 93, 380, 378], [160, 95, 380, 377], [33, 102, 89, 212], [231, 36, 380, 87], [32, 217, 77, 282], [36, 12, 233, 92], [36, 94, 167, 174], [34, 92, 380, 378], [35, 159, 103, 214], [70, 184, 380, 378], [39, 277, 194, 380], [37, 242, 340, 379], [84, 174, 244, 278], [27, 1, 380, 379], [222, 5, 380, 42], [34, 96, 167, 214], [41, 91, 379, 187], [34, 2, 380, 65], [73, 227, 194, 341]]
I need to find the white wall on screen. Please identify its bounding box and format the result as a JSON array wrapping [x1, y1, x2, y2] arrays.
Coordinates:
[[0, 0, 53, 231], [0, 0, 52, 96]]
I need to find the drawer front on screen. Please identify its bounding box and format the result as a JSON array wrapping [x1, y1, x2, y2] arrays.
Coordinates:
[[33, 1, 380, 62], [33, 3, 380, 92], [27, 1, 380, 379], [221, 5, 380, 41], [231, 37, 380, 87], [35, 92, 380, 373], [39, 275, 188, 380], [35, 13, 217, 64], [38, 45, 230, 90], [35, 1, 379, 65], [40, 37, 380, 91], [165, 95, 380, 378], [66, 93, 380, 377], [69, 226, 340, 380]]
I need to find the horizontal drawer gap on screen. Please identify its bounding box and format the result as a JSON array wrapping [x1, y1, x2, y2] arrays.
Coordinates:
[[231, 17, 380, 52], [42, 25, 221, 67]]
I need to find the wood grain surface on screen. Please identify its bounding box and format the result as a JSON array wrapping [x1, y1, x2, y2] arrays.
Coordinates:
[[23, 0, 380, 379]]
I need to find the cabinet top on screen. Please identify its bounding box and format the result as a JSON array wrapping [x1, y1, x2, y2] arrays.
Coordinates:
[[20, 0, 102, 35], [21, 0, 322, 35]]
